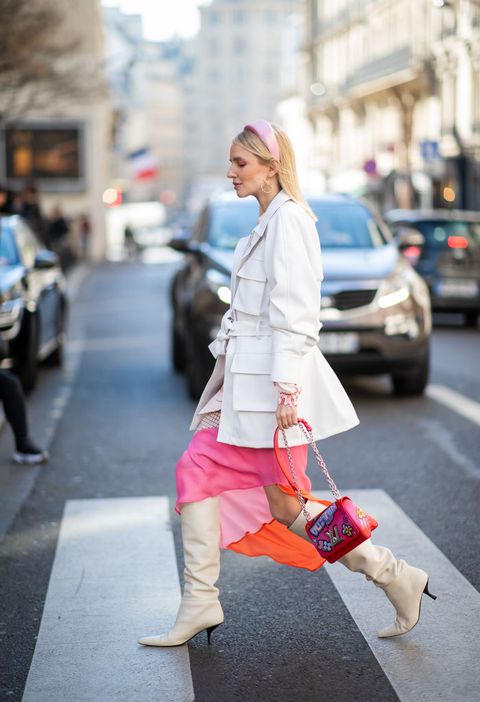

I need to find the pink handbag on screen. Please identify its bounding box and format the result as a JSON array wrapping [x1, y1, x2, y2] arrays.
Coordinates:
[[273, 418, 378, 564]]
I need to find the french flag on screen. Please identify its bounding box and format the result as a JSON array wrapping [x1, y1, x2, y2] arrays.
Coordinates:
[[127, 147, 158, 180]]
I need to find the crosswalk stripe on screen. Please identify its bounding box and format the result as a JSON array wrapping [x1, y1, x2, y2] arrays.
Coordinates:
[[315, 489, 480, 702], [22, 492, 480, 701], [427, 383, 480, 427], [22, 497, 195, 702]]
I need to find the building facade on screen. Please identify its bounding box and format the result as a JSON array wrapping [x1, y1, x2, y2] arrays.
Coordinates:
[[304, 0, 480, 211], [102, 8, 187, 209], [0, 0, 111, 261], [185, 0, 296, 201]]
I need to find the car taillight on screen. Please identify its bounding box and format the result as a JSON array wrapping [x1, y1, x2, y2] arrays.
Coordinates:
[[448, 235, 468, 249], [403, 246, 421, 265]]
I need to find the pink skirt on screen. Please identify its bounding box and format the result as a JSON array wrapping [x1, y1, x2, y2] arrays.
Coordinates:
[[175, 428, 330, 571]]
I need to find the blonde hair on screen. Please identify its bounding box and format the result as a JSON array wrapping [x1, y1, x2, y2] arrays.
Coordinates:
[[233, 123, 316, 220]]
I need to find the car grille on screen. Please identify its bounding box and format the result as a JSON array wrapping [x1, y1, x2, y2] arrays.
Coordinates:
[[331, 289, 377, 310]]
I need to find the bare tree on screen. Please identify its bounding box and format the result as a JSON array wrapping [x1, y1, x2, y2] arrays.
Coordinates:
[[0, 0, 102, 122]]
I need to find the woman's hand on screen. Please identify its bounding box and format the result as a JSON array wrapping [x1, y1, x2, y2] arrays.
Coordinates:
[[276, 402, 298, 430]]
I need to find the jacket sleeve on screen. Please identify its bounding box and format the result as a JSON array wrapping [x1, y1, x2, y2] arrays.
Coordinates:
[[264, 205, 323, 384]]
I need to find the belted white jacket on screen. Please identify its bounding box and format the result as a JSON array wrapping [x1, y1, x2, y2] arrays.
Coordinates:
[[190, 190, 359, 447]]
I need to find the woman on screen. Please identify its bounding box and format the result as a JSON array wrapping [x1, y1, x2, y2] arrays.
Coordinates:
[[139, 121, 435, 647]]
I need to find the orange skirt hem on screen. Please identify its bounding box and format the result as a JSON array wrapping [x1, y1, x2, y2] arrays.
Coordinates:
[[226, 487, 331, 572]]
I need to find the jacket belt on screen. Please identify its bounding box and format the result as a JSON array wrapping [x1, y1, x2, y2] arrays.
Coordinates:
[[209, 319, 271, 357], [229, 320, 272, 337]]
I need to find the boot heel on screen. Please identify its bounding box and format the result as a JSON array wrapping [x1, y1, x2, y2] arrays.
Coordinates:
[[423, 580, 437, 600], [206, 623, 220, 644]]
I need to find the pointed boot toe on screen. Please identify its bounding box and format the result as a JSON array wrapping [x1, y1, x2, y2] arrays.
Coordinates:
[[138, 618, 223, 647], [138, 634, 173, 647]]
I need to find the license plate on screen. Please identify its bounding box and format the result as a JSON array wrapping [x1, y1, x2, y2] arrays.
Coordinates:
[[437, 279, 479, 297], [318, 332, 360, 354]]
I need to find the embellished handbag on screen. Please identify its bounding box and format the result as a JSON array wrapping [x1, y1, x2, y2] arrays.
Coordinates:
[[273, 418, 378, 564]]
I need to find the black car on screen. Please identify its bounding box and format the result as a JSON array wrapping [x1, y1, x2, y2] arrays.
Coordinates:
[[0, 215, 67, 390], [170, 193, 431, 399], [386, 209, 480, 327]]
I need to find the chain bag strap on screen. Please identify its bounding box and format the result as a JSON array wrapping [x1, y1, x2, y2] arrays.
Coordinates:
[[274, 418, 340, 521], [274, 418, 378, 563]]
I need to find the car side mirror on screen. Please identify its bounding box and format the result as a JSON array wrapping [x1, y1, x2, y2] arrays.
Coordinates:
[[168, 236, 200, 254], [34, 250, 59, 270], [396, 227, 425, 249]]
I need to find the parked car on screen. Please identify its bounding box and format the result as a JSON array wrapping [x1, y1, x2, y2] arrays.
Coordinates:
[[170, 193, 431, 399], [0, 215, 67, 390], [386, 209, 480, 327]]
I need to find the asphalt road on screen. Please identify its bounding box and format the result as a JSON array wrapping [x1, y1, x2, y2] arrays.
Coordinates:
[[0, 258, 478, 702]]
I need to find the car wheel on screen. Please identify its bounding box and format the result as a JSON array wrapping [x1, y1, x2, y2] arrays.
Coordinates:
[[391, 349, 430, 397], [46, 331, 65, 366], [464, 311, 479, 328], [172, 317, 186, 372], [45, 304, 66, 366], [17, 313, 39, 392]]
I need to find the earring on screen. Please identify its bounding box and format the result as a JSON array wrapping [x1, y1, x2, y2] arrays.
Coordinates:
[[261, 179, 273, 194]]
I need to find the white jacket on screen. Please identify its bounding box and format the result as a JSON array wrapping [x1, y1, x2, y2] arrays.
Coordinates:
[[190, 190, 359, 447]]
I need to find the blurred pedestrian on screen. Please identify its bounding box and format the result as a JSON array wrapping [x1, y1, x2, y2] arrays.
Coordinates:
[[49, 205, 69, 244], [123, 223, 136, 260], [48, 205, 76, 270], [139, 120, 436, 648], [78, 214, 91, 260], [0, 183, 17, 215], [18, 183, 47, 244], [0, 371, 48, 465]]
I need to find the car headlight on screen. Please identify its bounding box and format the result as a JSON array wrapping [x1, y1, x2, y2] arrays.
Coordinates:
[[377, 267, 413, 309], [206, 269, 231, 305], [0, 298, 23, 328], [378, 286, 410, 309]]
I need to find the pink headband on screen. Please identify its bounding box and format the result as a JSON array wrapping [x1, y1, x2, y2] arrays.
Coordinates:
[[244, 120, 280, 162]]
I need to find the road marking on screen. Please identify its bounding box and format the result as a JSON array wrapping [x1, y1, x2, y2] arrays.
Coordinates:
[[427, 383, 480, 427], [315, 489, 480, 702], [418, 418, 480, 479], [21, 491, 480, 702], [22, 497, 194, 702]]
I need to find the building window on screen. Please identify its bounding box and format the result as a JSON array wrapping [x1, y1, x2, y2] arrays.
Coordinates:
[[5, 123, 84, 190], [264, 9, 275, 24], [209, 11, 219, 26], [209, 67, 220, 82], [233, 36, 246, 54], [233, 10, 245, 24], [264, 65, 276, 82], [234, 63, 246, 83]]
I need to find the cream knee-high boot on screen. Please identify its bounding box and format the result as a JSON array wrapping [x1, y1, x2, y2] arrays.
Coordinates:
[[138, 496, 224, 647], [289, 501, 436, 638]]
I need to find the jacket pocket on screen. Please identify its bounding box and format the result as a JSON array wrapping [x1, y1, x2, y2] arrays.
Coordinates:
[[232, 258, 267, 316], [234, 334, 272, 355], [231, 352, 277, 412]]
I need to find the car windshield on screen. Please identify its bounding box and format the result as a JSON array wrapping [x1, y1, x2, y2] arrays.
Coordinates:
[[404, 220, 480, 249], [0, 223, 20, 265], [311, 203, 389, 248], [208, 202, 258, 249], [207, 200, 389, 250]]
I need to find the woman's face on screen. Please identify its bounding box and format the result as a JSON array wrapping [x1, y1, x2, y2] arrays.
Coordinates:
[[227, 143, 272, 198]]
